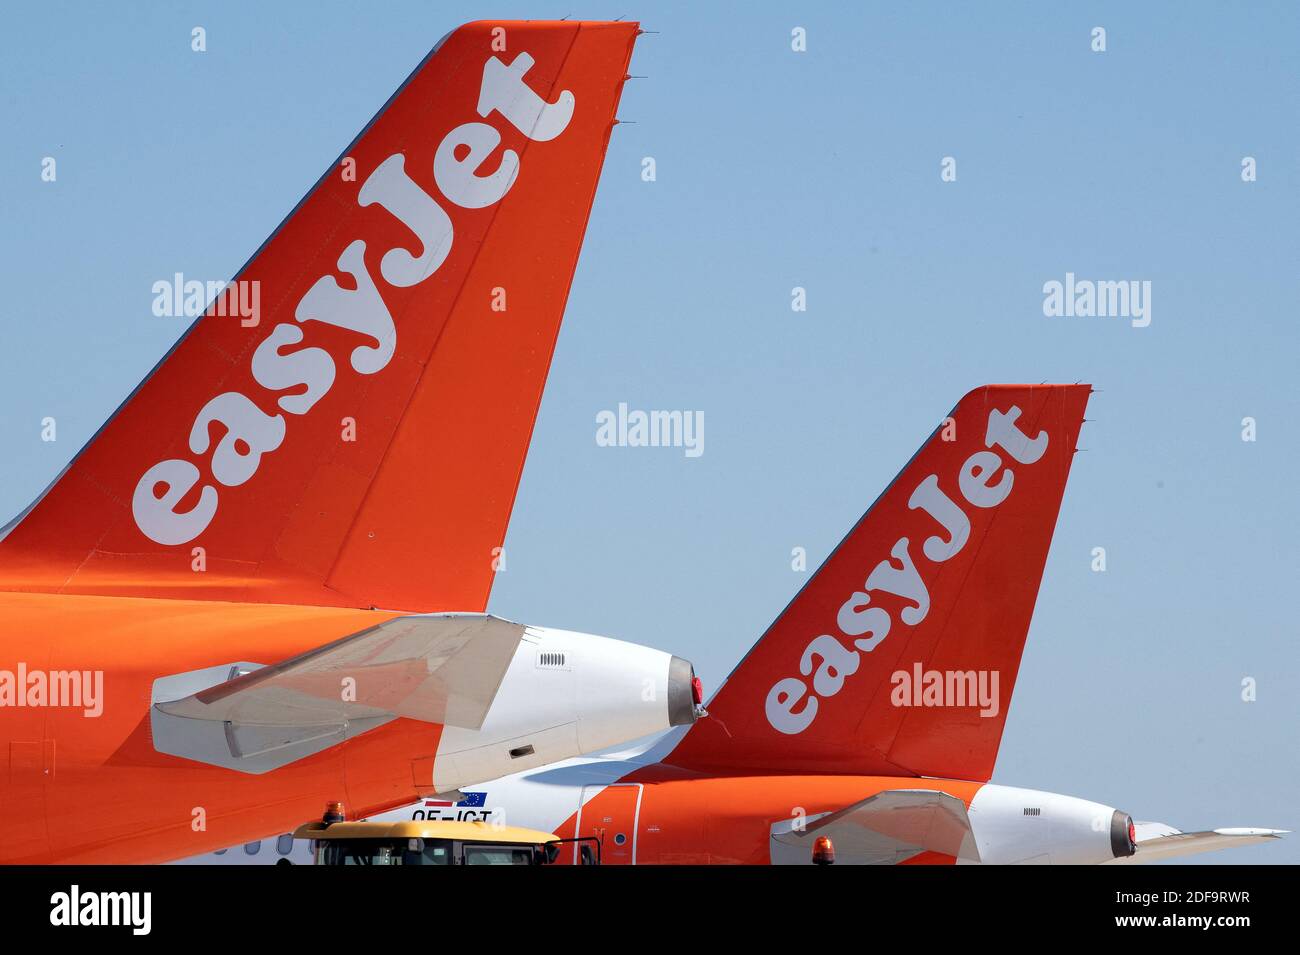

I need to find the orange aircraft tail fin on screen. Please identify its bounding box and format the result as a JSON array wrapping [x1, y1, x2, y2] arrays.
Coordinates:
[[668, 385, 1090, 782], [0, 21, 637, 612]]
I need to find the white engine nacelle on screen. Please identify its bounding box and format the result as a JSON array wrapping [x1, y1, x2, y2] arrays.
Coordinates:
[[430, 626, 699, 793], [967, 784, 1137, 864]]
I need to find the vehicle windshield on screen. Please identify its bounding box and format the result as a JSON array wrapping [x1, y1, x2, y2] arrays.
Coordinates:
[[463, 844, 539, 865], [317, 839, 452, 865]]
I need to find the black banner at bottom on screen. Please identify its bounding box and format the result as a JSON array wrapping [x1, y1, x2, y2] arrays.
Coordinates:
[[0, 863, 1287, 941]]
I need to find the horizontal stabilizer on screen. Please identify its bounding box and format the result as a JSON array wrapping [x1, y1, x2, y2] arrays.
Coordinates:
[[770, 789, 980, 865], [1107, 822, 1287, 864], [151, 613, 523, 773]]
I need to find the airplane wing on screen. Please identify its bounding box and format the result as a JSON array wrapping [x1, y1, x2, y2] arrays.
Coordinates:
[[770, 789, 981, 864], [1106, 822, 1287, 864], [151, 614, 523, 774]]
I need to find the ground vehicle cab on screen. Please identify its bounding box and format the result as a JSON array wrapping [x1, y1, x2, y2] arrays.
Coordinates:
[[293, 817, 600, 865]]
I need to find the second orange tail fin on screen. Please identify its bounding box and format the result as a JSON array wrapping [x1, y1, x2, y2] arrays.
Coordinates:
[[0, 21, 637, 612], [668, 385, 1090, 782]]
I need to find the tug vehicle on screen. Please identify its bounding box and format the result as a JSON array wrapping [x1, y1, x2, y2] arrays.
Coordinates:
[[294, 806, 600, 866]]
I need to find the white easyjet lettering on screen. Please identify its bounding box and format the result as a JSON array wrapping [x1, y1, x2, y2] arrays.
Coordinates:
[[986, 406, 1048, 463], [764, 405, 1049, 734], [959, 450, 1013, 508], [294, 239, 397, 375], [132, 49, 575, 545], [188, 392, 286, 488], [907, 474, 970, 561], [766, 677, 817, 735], [835, 591, 890, 651], [864, 538, 930, 626], [476, 53, 575, 141], [434, 122, 520, 209], [250, 324, 336, 415], [132, 459, 218, 548], [358, 154, 455, 287]]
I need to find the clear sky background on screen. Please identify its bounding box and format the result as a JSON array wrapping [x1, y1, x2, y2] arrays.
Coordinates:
[[1, 2, 1296, 863]]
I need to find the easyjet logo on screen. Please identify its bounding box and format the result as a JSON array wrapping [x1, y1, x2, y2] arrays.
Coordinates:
[[764, 405, 1050, 735], [132, 52, 575, 546]]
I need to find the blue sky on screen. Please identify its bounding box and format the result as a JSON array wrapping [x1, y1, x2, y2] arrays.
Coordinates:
[[2, 2, 1297, 863]]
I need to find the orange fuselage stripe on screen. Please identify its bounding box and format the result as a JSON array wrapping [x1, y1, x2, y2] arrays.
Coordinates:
[[549, 762, 984, 864], [0, 591, 443, 863]]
